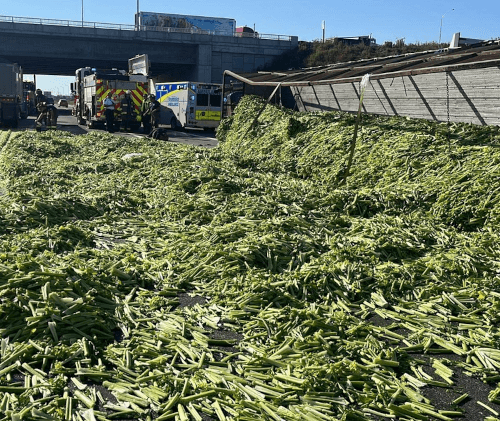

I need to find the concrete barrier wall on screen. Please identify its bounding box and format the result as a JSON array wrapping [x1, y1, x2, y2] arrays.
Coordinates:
[[292, 66, 500, 126]]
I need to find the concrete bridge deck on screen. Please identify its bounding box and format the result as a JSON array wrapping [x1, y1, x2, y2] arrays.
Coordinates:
[[0, 15, 298, 83]]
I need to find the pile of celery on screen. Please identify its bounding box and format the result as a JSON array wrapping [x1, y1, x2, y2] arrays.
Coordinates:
[[1, 96, 500, 420]]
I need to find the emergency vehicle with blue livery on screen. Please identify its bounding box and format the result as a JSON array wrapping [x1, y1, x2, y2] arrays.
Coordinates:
[[155, 82, 222, 130]]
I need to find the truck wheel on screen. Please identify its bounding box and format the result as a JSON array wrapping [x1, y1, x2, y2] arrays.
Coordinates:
[[86, 111, 95, 129]]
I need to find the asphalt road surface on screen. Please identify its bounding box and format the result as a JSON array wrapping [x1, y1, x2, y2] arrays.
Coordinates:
[[14, 106, 219, 148]]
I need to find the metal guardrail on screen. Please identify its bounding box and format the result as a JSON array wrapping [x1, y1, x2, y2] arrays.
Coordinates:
[[0, 15, 295, 42]]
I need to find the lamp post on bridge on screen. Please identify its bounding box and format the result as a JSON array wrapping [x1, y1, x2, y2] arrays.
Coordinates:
[[81, 0, 84, 27], [135, 0, 140, 30], [439, 8, 454, 44]]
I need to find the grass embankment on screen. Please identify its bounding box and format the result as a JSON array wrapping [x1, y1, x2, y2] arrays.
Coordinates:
[[1, 97, 500, 420]]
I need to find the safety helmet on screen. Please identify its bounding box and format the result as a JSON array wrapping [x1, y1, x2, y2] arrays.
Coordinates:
[[125, 90, 131, 95], [150, 94, 155, 100], [36, 89, 42, 94]]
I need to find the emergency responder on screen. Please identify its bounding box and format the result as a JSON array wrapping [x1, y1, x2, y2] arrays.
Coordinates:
[[149, 94, 161, 135], [140, 94, 151, 134], [35, 89, 46, 110], [120, 90, 133, 132], [34, 89, 47, 126], [103, 92, 116, 133], [35, 101, 48, 132], [46, 103, 58, 130]]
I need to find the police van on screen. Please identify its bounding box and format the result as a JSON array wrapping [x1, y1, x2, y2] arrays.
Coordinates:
[[155, 82, 222, 130]]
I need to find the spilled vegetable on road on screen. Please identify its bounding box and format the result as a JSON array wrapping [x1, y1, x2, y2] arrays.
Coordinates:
[[1, 96, 500, 420]]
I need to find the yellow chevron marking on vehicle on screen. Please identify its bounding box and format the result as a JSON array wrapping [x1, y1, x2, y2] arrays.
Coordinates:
[[134, 89, 143, 98], [101, 89, 112, 101], [131, 96, 141, 108]]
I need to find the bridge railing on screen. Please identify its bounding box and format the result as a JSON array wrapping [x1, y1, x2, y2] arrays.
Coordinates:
[[0, 15, 295, 42]]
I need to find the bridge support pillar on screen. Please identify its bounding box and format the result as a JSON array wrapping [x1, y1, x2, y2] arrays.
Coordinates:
[[197, 44, 212, 83]]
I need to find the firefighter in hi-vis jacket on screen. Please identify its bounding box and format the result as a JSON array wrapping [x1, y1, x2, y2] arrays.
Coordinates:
[[120, 90, 134, 132], [35, 101, 58, 131]]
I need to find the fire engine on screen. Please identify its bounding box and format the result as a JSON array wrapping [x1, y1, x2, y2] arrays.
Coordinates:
[[71, 55, 149, 131]]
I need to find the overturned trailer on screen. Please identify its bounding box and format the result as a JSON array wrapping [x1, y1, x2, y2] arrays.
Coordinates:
[[222, 37, 500, 126]]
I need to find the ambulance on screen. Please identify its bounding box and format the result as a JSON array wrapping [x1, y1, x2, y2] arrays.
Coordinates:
[[155, 82, 222, 130]]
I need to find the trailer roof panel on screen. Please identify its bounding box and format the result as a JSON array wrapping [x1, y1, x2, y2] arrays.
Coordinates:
[[224, 39, 500, 86]]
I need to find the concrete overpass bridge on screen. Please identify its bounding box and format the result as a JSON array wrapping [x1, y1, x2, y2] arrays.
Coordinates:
[[0, 15, 298, 82]]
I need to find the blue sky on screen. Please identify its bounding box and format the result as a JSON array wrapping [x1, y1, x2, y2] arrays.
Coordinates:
[[2, 0, 498, 93]]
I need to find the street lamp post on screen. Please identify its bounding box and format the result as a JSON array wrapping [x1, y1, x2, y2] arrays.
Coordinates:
[[136, 0, 140, 30], [81, 0, 84, 26], [439, 8, 454, 44]]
